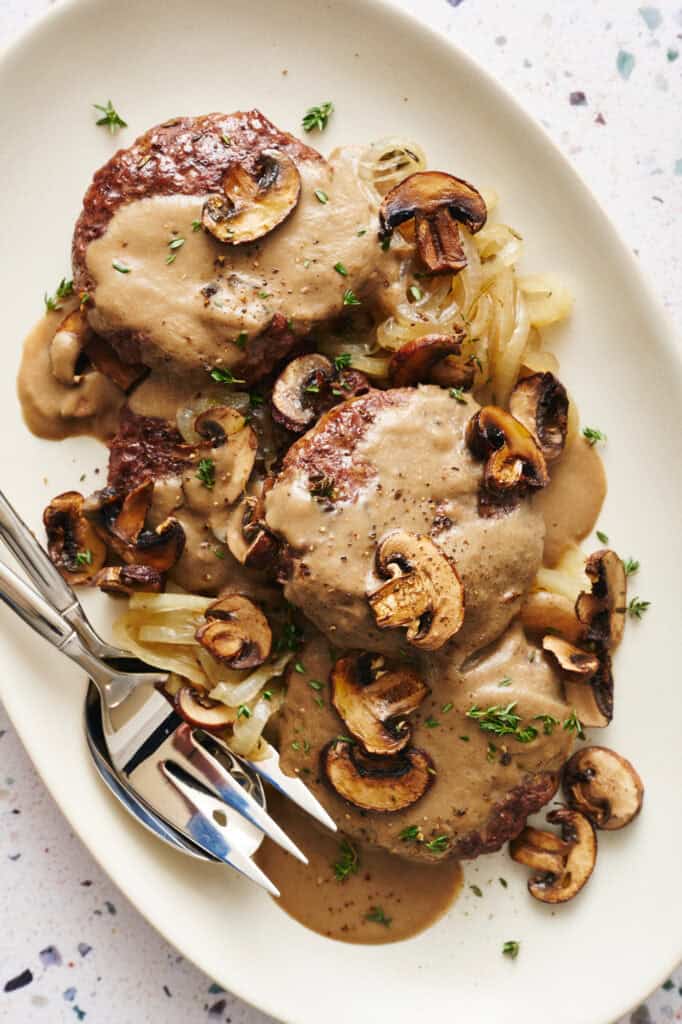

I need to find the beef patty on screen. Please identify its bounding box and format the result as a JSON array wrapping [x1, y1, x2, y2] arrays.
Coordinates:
[[278, 625, 572, 862], [73, 110, 397, 382], [265, 385, 545, 664]]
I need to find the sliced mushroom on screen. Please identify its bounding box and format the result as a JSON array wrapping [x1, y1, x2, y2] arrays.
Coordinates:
[[379, 171, 487, 274], [128, 517, 186, 571], [388, 332, 468, 388], [92, 564, 164, 595], [175, 687, 237, 732], [321, 739, 434, 812], [108, 479, 154, 545], [49, 309, 91, 385], [202, 150, 301, 245], [367, 530, 465, 651], [562, 746, 644, 831], [466, 406, 549, 495], [510, 808, 597, 903], [83, 334, 147, 391], [542, 634, 613, 728], [509, 372, 569, 463], [43, 491, 107, 584], [195, 594, 272, 669], [330, 653, 430, 755], [520, 590, 583, 644], [575, 550, 627, 649], [271, 353, 334, 432], [225, 493, 279, 569]]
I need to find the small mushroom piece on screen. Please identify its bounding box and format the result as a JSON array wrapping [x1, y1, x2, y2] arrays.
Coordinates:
[[379, 171, 487, 274], [43, 491, 107, 584], [367, 530, 465, 651], [542, 634, 613, 728], [271, 353, 334, 432], [520, 590, 583, 645], [510, 808, 597, 904], [542, 636, 600, 677], [575, 549, 627, 649], [128, 517, 186, 572], [509, 372, 569, 463], [92, 565, 165, 595], [195, 594, 272, 669], [175, 687, 237, 732], [49, 309, 91, 385], [202, 150, 301, 245], [466, 406, 549, 494], [321, 740, 434, 812], [562, 746, 644, 831], [330, 653, 430, 755], [388, 332, 467, 388], [225, 494, 279, 569], [194, 406, 257, 505], [83, 334, 147, 391], [109, 479, 154, 545]]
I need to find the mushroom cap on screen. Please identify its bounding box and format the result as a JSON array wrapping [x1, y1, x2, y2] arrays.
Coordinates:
[[175, 687, 237, 732], [576, 549, 627, 649], [467, 406, 549, 495], [195, 593, 272, 669], [542, 635, 600, 677], [542, 634, 613, 729], [271, 353, 334, 432], [201, 149, 301, 245], [127, 517, 186, 572], [367, 530, 465, 651], [92, 564, 164, 595], [330, 653, 429, 755], [388, 332, 465, 388], [321, 739, 434, 812], [563, 745, 644, 830], [43, 491, 107, 585], [520, 590, 583, 644], [509, 372, 569, 463], [511, 808, 597, 904]]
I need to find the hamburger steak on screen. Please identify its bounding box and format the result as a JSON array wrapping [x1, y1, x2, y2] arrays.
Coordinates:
[[73, 110, 399, 382]]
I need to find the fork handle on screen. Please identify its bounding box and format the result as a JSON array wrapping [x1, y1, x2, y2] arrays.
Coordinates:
[[0, 489, 127, 660]]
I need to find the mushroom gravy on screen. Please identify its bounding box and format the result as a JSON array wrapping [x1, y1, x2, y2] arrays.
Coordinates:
[[84, 146, 402, 372], [255, 787, 463, 944], [534, 435, 606, 566]]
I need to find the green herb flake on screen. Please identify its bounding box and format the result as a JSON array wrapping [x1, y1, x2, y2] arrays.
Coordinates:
[[93, 100, 127, 134], [380, 236, 391, 251], [43, 277, 74, 312], [237, 704, 252, 720], [425, 716, 440, 728], [334, 261, 349, 277], [112, 259, 131, 274], [249, 392, 264, 408], [258, 290, 272, 299], [502, 940, 520, 960], [165, 254, 177, 265], [191, 220, 202, 232], [314, 695, 325, 709], [302, 101, 334, 133], [499, 877, 508, 888], [75, 549, 93, 567], [234, 331, 248, 350], [596, 530, 609, 544], [210, 367, 245, 385], [449, 387, 467, 403], [275, 619, 303, 654], [314, 189, 329, 204], [308, 679, 324, 692], [399, 825, 423, 843], [294, 662, 305, 674], [291, 741, 301, 751], [357, 228, 367, 236], [262, 689, 273, 701], [497, 676, 512, 688], [409, 284, 423, 302], [533, 714, 559, 736], [582, 426, 607, 446], [214, 547, 226, 559], [221, 133, 231, 147], [466, 702, 537, 743], [333, 839, 359, 882], [563, 710, 585, 740], [486, 742, 497, 762], [196, 457, 215, 490], [459, 735, 470, 742], [426, 835, 449, 854], [334, 352, 352, 371], [168, 237, 185, 250], [342, 288, 361, 306], [628, 596, 650, 619], [365, 905, 391, 927], [623, 557, 640, 576], [441, 702, 454, 714], [469, 884, 483, 898]]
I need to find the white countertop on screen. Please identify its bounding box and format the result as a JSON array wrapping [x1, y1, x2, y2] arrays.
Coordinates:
[[1, 1, 680, 1022]]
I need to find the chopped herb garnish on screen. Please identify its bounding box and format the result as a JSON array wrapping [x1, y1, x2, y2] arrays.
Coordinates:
[[497, 676, 512, 687], [304, 383, 321, 394], [112, 259, 131, 274], [314, 188, 329, 204], [258, 290, 272, 299], [168, 237, 185, 250], [409, 284, 423, 301], [441, 702, 454, 713], [334, 261, 349, 276], [308, 679, 324, 692], [191, 220, 202, 232], [309, 475, 335, 500], [426, 835, 449, 853], [533, 714, 559, 736], [365, 905, 391, 927], [459, 735, 470, 742], [262, 689, 273, 701], [275, 619, 303, 653], [294, 662, 305, 674], [196, 457, 215, 490], [596, 530, 609, 544], [342, 288, 361, 306], [302, 101, 334, 133], [425, 716, 440, 728], [582, 426, 607, 446], [399, 825, 423, 843], [499, 877, 508, 888], [334, 352, 352, 371], [249, 391, 264, 407], [357, 228, 367, 236], [469, 884, 483, 897], [93, 100, 127, 134], [627, 596, 650, 619], [43, 277, 73, 312], [314, 695, 325, 709], [449, 387, 467, 403], [333, 839, 359, 881], [380, 236, 391, 251], [487, 742, 497, 762], [165, 253, 177, 265], [623, 557, 639, 576], [214, 547, 226, 559], [291, 741, 302, 751], [237, 704, 252, 720], [563, 709, 585, 740], [75, 549, 93, 567], [502, 940, 520, 960], [466, 702, 538, 743], [221, 133, 231, 146], [234, 331, 248, 350], [210, 367, 245, 385]]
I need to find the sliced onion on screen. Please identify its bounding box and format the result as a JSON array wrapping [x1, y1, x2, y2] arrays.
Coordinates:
[[138, 623, 199, 645], [209, 653, 293, 707], [476, 224, 523, 286], [229, 696, 274, 756], [129, 593, 213, 614], [112, 613, 207, 686], [494, 287, 530, 407], [359, 137, 427, 200], [518, 273, 573, 327]]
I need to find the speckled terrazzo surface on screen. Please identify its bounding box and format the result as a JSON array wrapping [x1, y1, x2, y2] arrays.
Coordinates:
[[1, 1, 680, 1022]]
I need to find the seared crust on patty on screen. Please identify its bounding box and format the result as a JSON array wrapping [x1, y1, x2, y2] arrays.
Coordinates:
[[72, 110, 322, 296]]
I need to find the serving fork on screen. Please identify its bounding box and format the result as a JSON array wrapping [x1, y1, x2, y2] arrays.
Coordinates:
[[0, 490, 336, 895]]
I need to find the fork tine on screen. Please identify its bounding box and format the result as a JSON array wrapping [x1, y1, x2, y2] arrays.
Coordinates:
[[177, 728, 308, 864], [161, 762, 280, 896]]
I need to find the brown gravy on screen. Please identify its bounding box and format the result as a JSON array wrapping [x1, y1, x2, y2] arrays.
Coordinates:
[[535, 436, 606, 566], [255, 788, 462, 944]]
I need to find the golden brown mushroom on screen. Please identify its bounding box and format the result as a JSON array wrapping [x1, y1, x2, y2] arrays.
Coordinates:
[[388, 331, 471, 388], [225, 492, 279, 570], [563, 746, 644, 830], [85, 485, 185, 573], [321, 740, 434, 812], [92, 564, 164, 595], [202, 150, 301, 245], [379, 171, 487, 274], [270, 353, 369, 433], [175, 687, 237, 732], [520, 590, 583, 644], [510, 808, 597, 903], [367, 530, 465, 651], [542, 634, 613, 728], [43, 491, 107, 585], [49, 309, 145, 391], [195, 594, 272, 669], [330, 653, 430, 755], [509, 372, 569, 463], [467, 406, 549, 494], [575, 549, 627, 649]]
